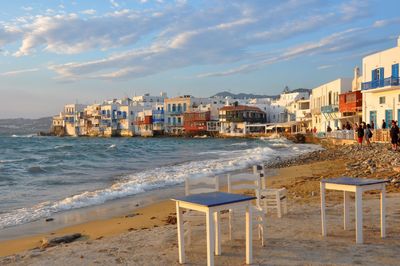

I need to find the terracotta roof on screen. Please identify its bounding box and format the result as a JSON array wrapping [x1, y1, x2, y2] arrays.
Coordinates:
[[219, 105, 264, 112]]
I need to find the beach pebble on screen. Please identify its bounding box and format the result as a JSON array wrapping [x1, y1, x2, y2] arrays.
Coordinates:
[[45, 218, 54, 222]]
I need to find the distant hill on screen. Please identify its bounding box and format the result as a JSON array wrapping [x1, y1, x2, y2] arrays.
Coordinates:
[[211, 91, 280, 99], [0, 117, 52, 135], [211, 88, 310, 100]]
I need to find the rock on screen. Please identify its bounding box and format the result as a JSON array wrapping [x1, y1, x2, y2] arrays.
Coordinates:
[[45, 218, 54, 222], [124, 214, 136, 218], [164, 215, 177, 225], [41, 233, 82, 248]]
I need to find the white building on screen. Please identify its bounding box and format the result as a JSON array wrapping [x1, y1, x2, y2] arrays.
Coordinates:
[[362, 36, 400, 128], [63, 104, 86, 136], [311, 78, 352, 132], [132, 92, 167, 104]]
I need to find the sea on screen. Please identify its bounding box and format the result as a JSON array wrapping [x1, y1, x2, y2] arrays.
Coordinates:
[[0, 134, 321, 230]]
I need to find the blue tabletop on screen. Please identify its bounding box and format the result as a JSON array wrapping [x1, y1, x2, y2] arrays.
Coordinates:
[[172, 192, 256, 207], [321, 177, 388, 186]]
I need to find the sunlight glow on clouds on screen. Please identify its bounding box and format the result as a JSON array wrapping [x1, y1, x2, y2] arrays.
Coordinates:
[[0, 0, 399, 82]]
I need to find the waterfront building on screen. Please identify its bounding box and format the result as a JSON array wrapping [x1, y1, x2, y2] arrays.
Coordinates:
[[132, 92, 167, 104], [311, 78, 352, 132], [63, 104, 86, 136], [134, 110, 153, 137], [183, 111, 211, 135], [152, 104, 165, 135], [164, 95, 211, 135], [338, 67, 363, 127], [287, 99, 312, 132], [219, 104, 266, 136], [361, 36, 400, 128], [82, 104, 102, 136]]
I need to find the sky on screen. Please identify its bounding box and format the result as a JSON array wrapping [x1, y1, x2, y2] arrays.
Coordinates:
[[0, 0, 399, 118]]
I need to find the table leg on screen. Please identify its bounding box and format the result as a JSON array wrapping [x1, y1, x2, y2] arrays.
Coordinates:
[[355, 187, 363, 244], [344, 191, 350, 230], [214, 211, 221, 255], [245, 203, 253, 265], [380, 185, 386, 238], [320, 182, 327, 236], [206, 209, 215, 266], [176, 202, 185, 264]]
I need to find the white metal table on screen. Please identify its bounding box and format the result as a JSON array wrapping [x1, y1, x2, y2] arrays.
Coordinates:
[[320, 177, 388, 244], [172, 192, 256, 266]]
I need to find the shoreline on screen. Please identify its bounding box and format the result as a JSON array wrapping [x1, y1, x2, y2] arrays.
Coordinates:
[[2, 142, 400, 264]]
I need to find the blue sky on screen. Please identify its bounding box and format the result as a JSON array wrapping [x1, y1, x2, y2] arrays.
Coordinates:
[[0, 0, 399, 118]]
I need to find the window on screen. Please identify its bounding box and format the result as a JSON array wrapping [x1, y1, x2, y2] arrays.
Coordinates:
[[379, 96, 385, 104], [168, 117, 171, 124], [183, 103, 187, 112], [177, 117, 181, 125]]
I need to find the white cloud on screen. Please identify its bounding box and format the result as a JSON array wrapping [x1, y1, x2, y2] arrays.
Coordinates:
[[21, 6, 33, 12], [317, 65, 334, 70], [110, 0, 119, 8], [1, 0, 396, 81], [81, 9, 97, 15], [13, 10, 172, 56], [0, 68, 39, 76]]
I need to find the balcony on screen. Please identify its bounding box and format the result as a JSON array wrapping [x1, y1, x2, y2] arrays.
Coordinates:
[[362, 77, 400, 90], [321, 105, 339, 113], [167, 110, 183, 115]]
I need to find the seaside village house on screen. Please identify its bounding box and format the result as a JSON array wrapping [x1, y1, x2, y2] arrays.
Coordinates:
[[164, 95, 211, 135], [134, 109, 154, 137], [219, 103, 266, 137], [152, 103, 165, 135], [52, 104, 86, 136], [338, 67, 363, 128], [287, 98, 312, 132], [310, 78, 352, 133], [52, 93, 167, 137], [362, 36, 400, 129]]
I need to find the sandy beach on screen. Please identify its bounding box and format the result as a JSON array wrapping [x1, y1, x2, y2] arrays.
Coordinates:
[[1, 142, 400, 265]]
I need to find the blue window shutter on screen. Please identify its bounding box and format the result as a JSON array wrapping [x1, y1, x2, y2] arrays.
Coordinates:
[[371, 70, 376, 81], [392, 63, 399, 78], [380, 68, 384, 80]]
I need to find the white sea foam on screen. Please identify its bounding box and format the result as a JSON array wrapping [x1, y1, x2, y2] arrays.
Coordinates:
[[11, 134, 35, 138], [0, 141, 322, 229], [230, 142, 248, 146], [0, 159, 25, 164]]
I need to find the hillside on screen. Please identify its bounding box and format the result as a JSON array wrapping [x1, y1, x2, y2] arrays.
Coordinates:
[[211, 91, 280, 99], [0, 117, 52, 135]]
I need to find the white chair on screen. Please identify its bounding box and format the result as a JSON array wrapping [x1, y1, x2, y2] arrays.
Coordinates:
[[253, 165, 288, 218], [227, 173, 266, 246], [183, 176, 219, 245]]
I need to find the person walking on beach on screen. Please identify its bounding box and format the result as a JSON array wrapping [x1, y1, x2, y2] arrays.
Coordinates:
[[365, 123, 372, 148], [382, 119, 387, 129], [346, 122, 351, 130], [390, 120, 399, 151], [357, 124, 364, 149]]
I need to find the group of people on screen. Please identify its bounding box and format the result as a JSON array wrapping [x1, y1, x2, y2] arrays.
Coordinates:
[[355, 119, 400, 151], [356, 122, 373, 148]]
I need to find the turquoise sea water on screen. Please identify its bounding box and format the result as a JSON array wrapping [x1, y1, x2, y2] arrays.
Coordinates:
[[0, 135, 320, 229]]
